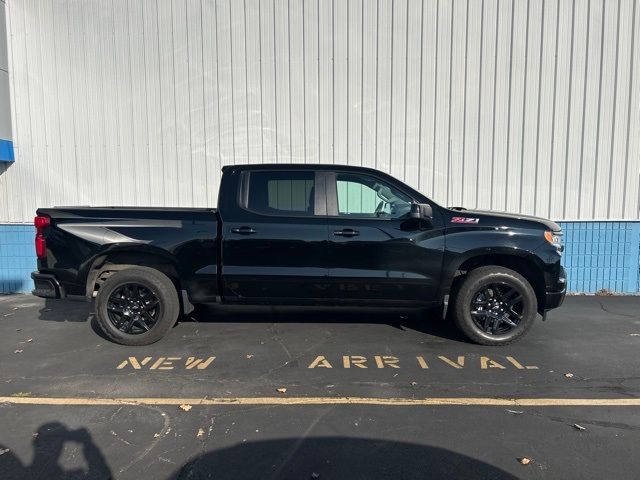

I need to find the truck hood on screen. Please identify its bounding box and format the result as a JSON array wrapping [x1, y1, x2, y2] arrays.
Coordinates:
[[445, 208, 561, 232]]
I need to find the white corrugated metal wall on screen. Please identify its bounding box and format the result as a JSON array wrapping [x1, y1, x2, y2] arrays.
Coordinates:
[[0, 0, 638, 222]]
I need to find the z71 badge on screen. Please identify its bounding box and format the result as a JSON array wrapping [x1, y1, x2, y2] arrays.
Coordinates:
[[451, 217, 480, 224]]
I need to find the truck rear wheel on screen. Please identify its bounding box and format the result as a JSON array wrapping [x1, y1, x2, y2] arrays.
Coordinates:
[[95, 267, 179, 346], [451, 266, 537, 346]]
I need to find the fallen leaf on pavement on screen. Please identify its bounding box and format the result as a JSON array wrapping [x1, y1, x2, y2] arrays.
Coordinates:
[[153, 433, 160, 438], [14, 350, 23, 354], [179, 404, 192, 412], [26, 338, 33, 343], [573, 424, 587, 431], [518, 457, 531, 465], [246, 354, 254, 359], [506, 409, 524, 415], [197, 428, 205, 439], [564, 373, 574, 378], [311, 473, 320, 479], [276, 387, 287, 394], [410, 382, 417, 386]]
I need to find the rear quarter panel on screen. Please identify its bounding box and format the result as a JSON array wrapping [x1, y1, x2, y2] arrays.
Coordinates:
[[36, 207, 219, 303]]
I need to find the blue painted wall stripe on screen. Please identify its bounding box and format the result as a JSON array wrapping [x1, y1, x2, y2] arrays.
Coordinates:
[[0, 224, 36, 293], [0, 139, 14, 162], [1, 222, 640, 294]]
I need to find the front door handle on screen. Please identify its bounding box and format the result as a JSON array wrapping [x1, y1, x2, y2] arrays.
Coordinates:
[[333, 229, 360, 237], [231, 226, 257, 235]]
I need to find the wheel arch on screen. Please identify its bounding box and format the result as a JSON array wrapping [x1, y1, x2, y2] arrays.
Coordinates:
[[446, 250, 547, 313], [84, 246, 181, 299]]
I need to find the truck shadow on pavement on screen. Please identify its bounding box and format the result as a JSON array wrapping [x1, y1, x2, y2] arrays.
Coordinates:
[[169, 437, 518, 480], [0, 423, 517, 480], [37, 299, 468, 343]]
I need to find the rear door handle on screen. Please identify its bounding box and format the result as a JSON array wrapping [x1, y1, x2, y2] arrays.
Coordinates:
[[231, 226, 257, 235], [333, 229, 360, 237]]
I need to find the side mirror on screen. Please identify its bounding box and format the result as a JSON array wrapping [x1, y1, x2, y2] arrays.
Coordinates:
[[410, 203, 432, 220]]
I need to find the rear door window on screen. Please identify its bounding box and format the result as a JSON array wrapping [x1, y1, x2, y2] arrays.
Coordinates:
[[247, 171, 316, 216]]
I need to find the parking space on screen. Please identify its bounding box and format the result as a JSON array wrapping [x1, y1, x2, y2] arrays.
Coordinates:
[[1, 295, 640, 479]]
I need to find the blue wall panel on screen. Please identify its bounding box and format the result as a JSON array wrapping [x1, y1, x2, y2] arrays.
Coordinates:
[[1, 222, 639, 294], [559, 222, 640, 294], [0, 224, 36, 293]]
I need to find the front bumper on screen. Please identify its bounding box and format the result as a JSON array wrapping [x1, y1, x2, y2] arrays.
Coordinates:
[[31, 272, 65, 299], [544, 266, 566, 310]]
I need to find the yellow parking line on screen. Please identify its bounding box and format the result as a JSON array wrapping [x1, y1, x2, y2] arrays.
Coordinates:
[[1, 396, 640, 407]]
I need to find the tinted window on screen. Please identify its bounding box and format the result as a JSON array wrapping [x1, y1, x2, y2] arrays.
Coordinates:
[[336, 173, 412, 219], [247, 171, 315, 216]]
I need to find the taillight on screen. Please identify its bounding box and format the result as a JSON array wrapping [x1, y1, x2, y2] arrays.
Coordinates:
[[34, 215, 50, 229], [34, 215, 50, 259]]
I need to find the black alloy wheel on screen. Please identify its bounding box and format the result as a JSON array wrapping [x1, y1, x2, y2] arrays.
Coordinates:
[[451, 265, 538, 346], [469, 283, 524, 335], [106, 283, 162, 334]]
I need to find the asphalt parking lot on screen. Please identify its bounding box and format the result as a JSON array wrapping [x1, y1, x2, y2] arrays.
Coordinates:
[[1, 295, 639, 479]]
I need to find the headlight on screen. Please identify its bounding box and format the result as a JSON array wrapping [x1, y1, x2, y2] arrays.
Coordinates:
[[544, 230, 563, 253]]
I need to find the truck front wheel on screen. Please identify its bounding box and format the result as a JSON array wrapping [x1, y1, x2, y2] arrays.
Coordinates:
[[95, 267, 180, 346], [451, 266, 538, 346]]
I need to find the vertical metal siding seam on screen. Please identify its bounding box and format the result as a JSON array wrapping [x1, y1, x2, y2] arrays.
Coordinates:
[[461, 0, 469, 203], [388, 0, 394, 173], [590, 0, 606, 218], [20, 0, 33, 219], [53, 0, 71, 202], [258, 0, 264, 162], [445, 0, 453, 206], [548, 0, 560, 218], [431, 0, 439, 197], [489, 0, 499, 208], [170, 0, 178, 203], [576, 0, 591, 220], [185, 0, 194, 203], [374, 0, 379, 169], [244, 0, 250, 165], [213, 0, 223, 176], [518, 0, 531, 214], [416, 0, 425, 190], [141, 0, 151, 203], [606, 0, 622, 218], [3, 1, 15, 219], [287, 0, 292, 163], [65, 0, 80, 204], [156, 2, 166, 203], [125, 0, 138, 203], [35, 2, 51, 205], [360, 0, 364, 167], [533, 0, 546, 215], [475, 0, 485, 207], [623, 0, 637, 218], [503, 0, 515, 210], [302, 0, 306, 163], [331, 0, 335, 164], [200, 0, 207, 199], [317, 0, 320, 163], [562, 0, 576, 219], [346, 0, 349, 165], [402, 0, 409, 180], [230, 0, 237, 164]]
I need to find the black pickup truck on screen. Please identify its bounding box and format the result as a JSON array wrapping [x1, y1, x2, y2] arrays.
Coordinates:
[[32, 164, 565, 346]]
